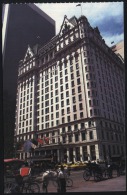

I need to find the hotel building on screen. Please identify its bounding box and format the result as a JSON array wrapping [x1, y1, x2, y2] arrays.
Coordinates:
[[15, 15, 125, 163]]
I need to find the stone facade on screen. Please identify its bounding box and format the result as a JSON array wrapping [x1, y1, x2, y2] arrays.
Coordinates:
[[15, 15, 125, 163]]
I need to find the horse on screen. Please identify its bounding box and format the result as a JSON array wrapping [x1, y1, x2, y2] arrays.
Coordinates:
[[42, 169, 58, 192], [42, 167, 70, 192], [42, 170, 58, 182]]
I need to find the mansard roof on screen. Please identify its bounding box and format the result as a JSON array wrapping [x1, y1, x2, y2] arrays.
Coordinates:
[[58, 15, 78, 37], [23, 45, 34, 63], [38, 35, 58, 55]]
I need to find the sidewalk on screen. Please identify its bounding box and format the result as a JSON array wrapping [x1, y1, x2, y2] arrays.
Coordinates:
[[67, 175, 126, 192], [37, 175, 126, 193]]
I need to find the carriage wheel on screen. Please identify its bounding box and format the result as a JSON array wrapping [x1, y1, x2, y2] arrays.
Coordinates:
[[83, 169, 91, 181]]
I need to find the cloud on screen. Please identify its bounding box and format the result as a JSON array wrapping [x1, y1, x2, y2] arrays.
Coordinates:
[[104, 33, 124, 47], [35, 2, 124, 46], [97, 15, 124, 36]]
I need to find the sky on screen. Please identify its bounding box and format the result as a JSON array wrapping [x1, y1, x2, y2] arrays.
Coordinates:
[[35, 2, 124, 47]]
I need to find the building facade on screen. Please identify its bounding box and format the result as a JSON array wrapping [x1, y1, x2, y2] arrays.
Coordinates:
[[3, 3, 55, 158], [15, 15, 125, 163], [111, 40, 124, 62]]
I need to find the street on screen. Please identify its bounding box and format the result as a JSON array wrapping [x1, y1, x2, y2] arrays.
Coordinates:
[[38, 170, 126, 192]]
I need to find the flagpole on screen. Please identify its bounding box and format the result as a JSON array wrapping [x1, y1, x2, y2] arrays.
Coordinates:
[[76, 4, 82, 16]]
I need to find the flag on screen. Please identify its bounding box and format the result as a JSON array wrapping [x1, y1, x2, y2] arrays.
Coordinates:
[[31, 143, 37, 149], [76, 4, 81, 6], [23, 140, 32, 152], [44, 137, 49, 144], [31, 139, 38, 146], [37, 138, 43, 144]]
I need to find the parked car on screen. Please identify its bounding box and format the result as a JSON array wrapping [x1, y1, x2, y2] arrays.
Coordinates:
[[57, 162, 87, 170]]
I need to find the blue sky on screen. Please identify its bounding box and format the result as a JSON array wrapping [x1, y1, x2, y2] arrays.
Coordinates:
[[35, 2, 124, 47]]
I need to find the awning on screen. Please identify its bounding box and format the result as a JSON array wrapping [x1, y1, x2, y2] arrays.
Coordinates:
[[4, 158, 24, 163]]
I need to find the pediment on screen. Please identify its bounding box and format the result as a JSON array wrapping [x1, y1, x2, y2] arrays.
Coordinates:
[[59, 15, 76, 37], [23, 45, 34, 62]]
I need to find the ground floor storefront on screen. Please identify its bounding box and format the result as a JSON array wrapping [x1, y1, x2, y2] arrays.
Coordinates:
[[17, 142, 115, 164]]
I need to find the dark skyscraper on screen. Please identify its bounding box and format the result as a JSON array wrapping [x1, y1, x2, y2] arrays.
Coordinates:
[[3, 3, 55, 158]]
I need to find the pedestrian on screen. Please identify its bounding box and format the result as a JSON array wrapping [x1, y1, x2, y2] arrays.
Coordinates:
[[57, 165, 66, 193]]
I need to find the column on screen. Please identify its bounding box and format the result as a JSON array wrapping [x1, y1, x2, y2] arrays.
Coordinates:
[[67, 148, 70, 163], [23, 152, 26, 160], [19, 152, 21, 160], [95, 144, 99, 161], [79, 132, 82, 142], [66, 134, 69, 144], [73, 147, 76, 163], [87, 145, 91, 161], [72, 132, 75, 143], [57, 149, 60, 163], [80, 146, 83, 162]]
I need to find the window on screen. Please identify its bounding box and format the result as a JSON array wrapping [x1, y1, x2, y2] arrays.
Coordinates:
[[65, 76, 68, 82], [66, 91, 69, 97], [67, 107, 70, 113], [60, 72, 63, 77], [66, 83, 69, 89], [75, 134, 79, 142], [78, 86, 81, 93], [73, 96, 76, 103], [67, 116, 70, 122], [68, 135, 72, 142], [51, 106, 53, 112], [62, 127, 65, 133], [76, 63, 79, 69], [76, 70, 80, 77], [68, 126, 71, 131], [55, 90, 58, 95], [56, 120, 59, 125], [89, 131, 93, 139], [61, 101, 64, 107], [71, 81, 75, 87], [70, 66, 73, 72], [90, 109, 92, 116], [62, 117, 65, 123], [61, 109, 64, 116], [55, 83, 58, 88], [74, 114, 77, 120], [71, 73, 74, 79], [77, 78, 80, 85], [66, 99, 69, 105], [87, 82, 89, 88], [82, 132, 86, 140], [65, 69, 68, 75], [80, 112, 83, 118], [56, 104, 59, 110], [79, 94, 82, 101], [60, 79, 63, 84], [79, 103, 83, 110], [60, 86, 63, 92], [73, 105, 76, 112], [72, 88, 75, 95], [56, 97, 59, 102], [61, 93, 64, 99]]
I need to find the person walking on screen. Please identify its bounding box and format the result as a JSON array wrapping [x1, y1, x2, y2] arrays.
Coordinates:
[[57, 165, 66, 193]]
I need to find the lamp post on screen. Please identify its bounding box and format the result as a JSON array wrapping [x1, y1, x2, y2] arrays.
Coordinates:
[[59, 141, 63, 163]]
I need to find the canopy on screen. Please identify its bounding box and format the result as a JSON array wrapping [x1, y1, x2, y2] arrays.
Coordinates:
[[4, 158, 24, 163]]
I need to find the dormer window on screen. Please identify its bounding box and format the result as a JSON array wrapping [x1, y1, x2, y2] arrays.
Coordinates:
[[26, 53, 31, 61]]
